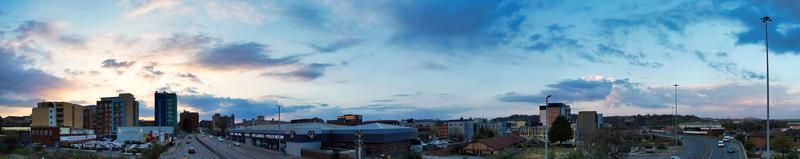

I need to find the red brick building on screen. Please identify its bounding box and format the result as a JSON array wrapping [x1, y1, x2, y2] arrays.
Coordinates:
[[31, 127, 61, 147]]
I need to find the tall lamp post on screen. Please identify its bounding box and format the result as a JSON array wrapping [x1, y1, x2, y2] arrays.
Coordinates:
[[544, 95, 551, 159], [761, 16, 772, 158], [276, 104, 283, 159], [673, 84, 679, 147]]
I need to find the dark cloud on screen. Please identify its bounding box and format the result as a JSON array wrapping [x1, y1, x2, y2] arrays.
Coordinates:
[[419, 61, 449, 71], [497, 77, 670, 108], [261, 63, 334, 81], [177, 73, 203, 83], [140, 62, 164, 79], [694, 51, 765, 80], [725, 1, 800, 54], [0, 48, 67, 107], [306, 39, 361, 53], [383, 0, 525, 51], [179, 94, 316, 119], [13, 21, 56, 40], [101, 59, 136, 68], [524, 24, 583, 52], [196, 42, 299, 69]]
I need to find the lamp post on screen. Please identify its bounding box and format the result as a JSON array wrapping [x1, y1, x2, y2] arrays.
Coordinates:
[[544, 95, 551, 159], [760, 16, 772, 158], [673, 84, 678, 147], [276, 104, 282, 159]]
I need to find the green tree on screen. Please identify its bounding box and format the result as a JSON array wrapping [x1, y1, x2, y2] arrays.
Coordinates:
[[772, 135, 796, 158], [473, 127, 498, 140], [548, 115, 574, 144]]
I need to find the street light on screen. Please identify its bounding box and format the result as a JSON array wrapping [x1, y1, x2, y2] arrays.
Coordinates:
[[761, 16, 772, 158], [673, 84, 678, 147], [276, 104, 282, 159], [544, 95, 551, 159]]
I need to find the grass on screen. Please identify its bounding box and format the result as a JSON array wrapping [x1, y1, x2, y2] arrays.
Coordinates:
[[510, 147, 576, 159]]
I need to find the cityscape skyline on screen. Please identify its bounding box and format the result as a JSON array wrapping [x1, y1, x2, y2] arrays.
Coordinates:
[[2, 0, 800, 121]]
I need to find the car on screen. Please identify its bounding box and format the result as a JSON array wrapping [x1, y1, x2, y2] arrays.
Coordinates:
[[727, 147, 735, 153], [233, 142, 241, 147], [218, 138, 224, 141], [670, 156, 681, 159], [188, 147, 196, 154], [717, 142, 724, 147]]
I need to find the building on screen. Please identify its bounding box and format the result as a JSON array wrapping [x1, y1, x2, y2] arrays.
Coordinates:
[[139, 120, 155, 126], [154, 91, 177, 127], [539, 103, 571, 127], [0, 116, 31, 127], [179, 111, 199, 133], [290, 117, 324, 124], [402, 119, 439, 140], [227, 122, 417, 158], [577, 111, 599, 139], [199, 120, 213, 132], [459, 135, 525, 155], [212, 113, 235, 135], [679, 122, 724, 135], [327, 114, 363, 126], [95, 93, 139, 137], [446, 118, 475, 142], [31, 127, 62, 147], [1, 127, 31, 146], [363, 120, 401, 125], [82, 105, 97, 130], [116, 126, 173, 144], [435, 122, 448, 139], [32, 102, 84, 128]]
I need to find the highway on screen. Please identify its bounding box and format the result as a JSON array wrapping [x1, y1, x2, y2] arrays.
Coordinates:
[[163, 134, 221, 159], [194, 134, 298, 159], [677, 135, 745, 159]]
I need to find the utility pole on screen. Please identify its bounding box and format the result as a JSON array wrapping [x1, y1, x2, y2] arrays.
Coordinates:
[[761, 16, 772, 159], [544, 95, 551, 159], [673, 84, 679, 147]]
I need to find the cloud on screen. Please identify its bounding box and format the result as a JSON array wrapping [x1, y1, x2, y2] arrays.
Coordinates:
[[280, 2, 331, 28], [177, 73, 202, 83], [694, 51, 765, 80], [261, 63, 334, 81], [0, 48, 68, 107], [205, 0, 267, 25], [418, 61, 449, 71], [382, 0, 525, 51], [725, 1, 800, 54], [122, 0, 182, 18], [497, 76, 670, 108], [179, 94, 315, 119], [154, 33, 217, 52], [101, 59, 136, 68], [195, 42, 299, 69], [140, 62, 165, 79], [306, 39, 361, 53], [13, 21, 58, 40]]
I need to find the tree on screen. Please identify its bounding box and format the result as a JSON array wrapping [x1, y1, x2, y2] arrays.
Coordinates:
[[548, 115, 574, 144], [772, 135, 795, 158], [473, 127, 498, 140]]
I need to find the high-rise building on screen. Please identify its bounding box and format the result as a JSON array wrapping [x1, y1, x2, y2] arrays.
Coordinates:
[[539, 103, 571, 127], [577, 111, 599, 138], [95, 93, 139, 136], [31, 102, 84, 128], [211, 113, 235, 135], [83, 105, 98, 130], [154, 91, 177, 127], [179, 110, 199, 133]]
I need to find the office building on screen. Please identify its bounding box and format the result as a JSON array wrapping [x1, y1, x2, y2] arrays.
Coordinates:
[[212, 113, 235, 134], [154, 91, 177, 127], [95, 93, 139, 137], [577, 111, 599, 138], [31, 102, 84, 128], [539, 103, 571, 127], [199, 120, 213, 132], [179, 111, 199, 133]]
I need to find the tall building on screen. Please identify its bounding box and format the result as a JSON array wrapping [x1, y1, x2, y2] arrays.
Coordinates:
[[154, 91, 177, 127], [539, 103, 571, 127], [577, 111, 599, 138], [211, 113, 235, 134], [83, 105, 97, 130], [95, 93, 139, 136], [31, 102, 84, 128], [179, 110, 199, 133], [446, 118, 475, 142]]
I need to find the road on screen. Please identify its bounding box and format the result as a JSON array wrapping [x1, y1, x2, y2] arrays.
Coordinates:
[[195, 134, 298, 159], [163, 134, 221, 159], [677, 135, 745, 159]]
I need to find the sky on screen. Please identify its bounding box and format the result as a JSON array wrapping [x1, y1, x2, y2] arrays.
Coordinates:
[[0, 0, 799, 121]]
